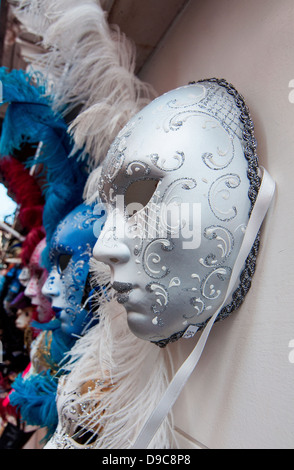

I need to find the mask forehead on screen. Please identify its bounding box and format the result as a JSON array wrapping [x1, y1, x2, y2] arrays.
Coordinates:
[[96, 79, 260, 345], [29, 238, 46, 271], [100, 81, 250, 201], [51, 204, 101, 257]]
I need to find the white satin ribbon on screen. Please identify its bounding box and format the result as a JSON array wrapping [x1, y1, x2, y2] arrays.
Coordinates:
[[132, 167, 275, 449]]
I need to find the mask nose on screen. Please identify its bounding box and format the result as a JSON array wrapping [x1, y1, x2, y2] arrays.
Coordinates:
[[24, 276, 38, 299], [41, 273, 60, 299], [93, 237, 131, 266]]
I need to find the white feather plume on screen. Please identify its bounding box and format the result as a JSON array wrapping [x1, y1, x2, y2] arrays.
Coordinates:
[[45, 260, 176, 449], [83, 167, 103, 204], [14, 0, 156, 170], [12, 0, 109, 36], [40, 5, 155, 167]]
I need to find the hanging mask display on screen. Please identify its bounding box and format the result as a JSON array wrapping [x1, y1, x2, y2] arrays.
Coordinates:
[[94, 78, 274, 347], [42, 203, 107, 337], [8, 205, 106, 441], [45, 78, 274, 450]]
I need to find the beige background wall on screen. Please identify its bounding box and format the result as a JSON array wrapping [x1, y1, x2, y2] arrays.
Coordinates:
[[139, 0, 294, 449]]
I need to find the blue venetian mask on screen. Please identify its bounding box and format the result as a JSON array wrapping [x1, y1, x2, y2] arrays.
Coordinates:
[[42, 203, 106, 336]]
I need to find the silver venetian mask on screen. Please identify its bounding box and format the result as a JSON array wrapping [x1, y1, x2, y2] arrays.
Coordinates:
[[93, 79, 261, 346]]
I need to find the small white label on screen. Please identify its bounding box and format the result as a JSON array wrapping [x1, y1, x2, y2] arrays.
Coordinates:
[[183, 325, 199, 339]]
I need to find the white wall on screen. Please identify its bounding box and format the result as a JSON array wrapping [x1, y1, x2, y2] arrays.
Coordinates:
[[139, 0, 294, 449]]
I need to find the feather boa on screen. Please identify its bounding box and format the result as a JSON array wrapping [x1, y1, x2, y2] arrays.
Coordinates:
[[21, 226, 46, 267], [0, 68, 88, 265], [7, 263, 105, 443], [7, 320, 76, 439], [0, 156, 43, 208], [9, 371, 58, 441], [30, 319, 76, 369], [8, 288, 101, 441], [46, 261, 176, 449], [0, 156, 44, 232]]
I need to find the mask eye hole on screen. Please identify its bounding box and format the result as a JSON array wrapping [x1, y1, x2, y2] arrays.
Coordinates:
[[124, 179, 159, 217], [58, 254, 72, 273]]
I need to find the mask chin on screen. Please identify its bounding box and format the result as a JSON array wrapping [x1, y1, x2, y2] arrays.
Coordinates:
[[59, 307, 88, 336]]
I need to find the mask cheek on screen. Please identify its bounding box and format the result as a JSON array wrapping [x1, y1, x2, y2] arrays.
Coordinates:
[[68, 271, 88, 313], [72, 260, 88, 287], [60, 266, 83, 310], [67, 288, 82, 309], [60, 305, 86, 334]]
